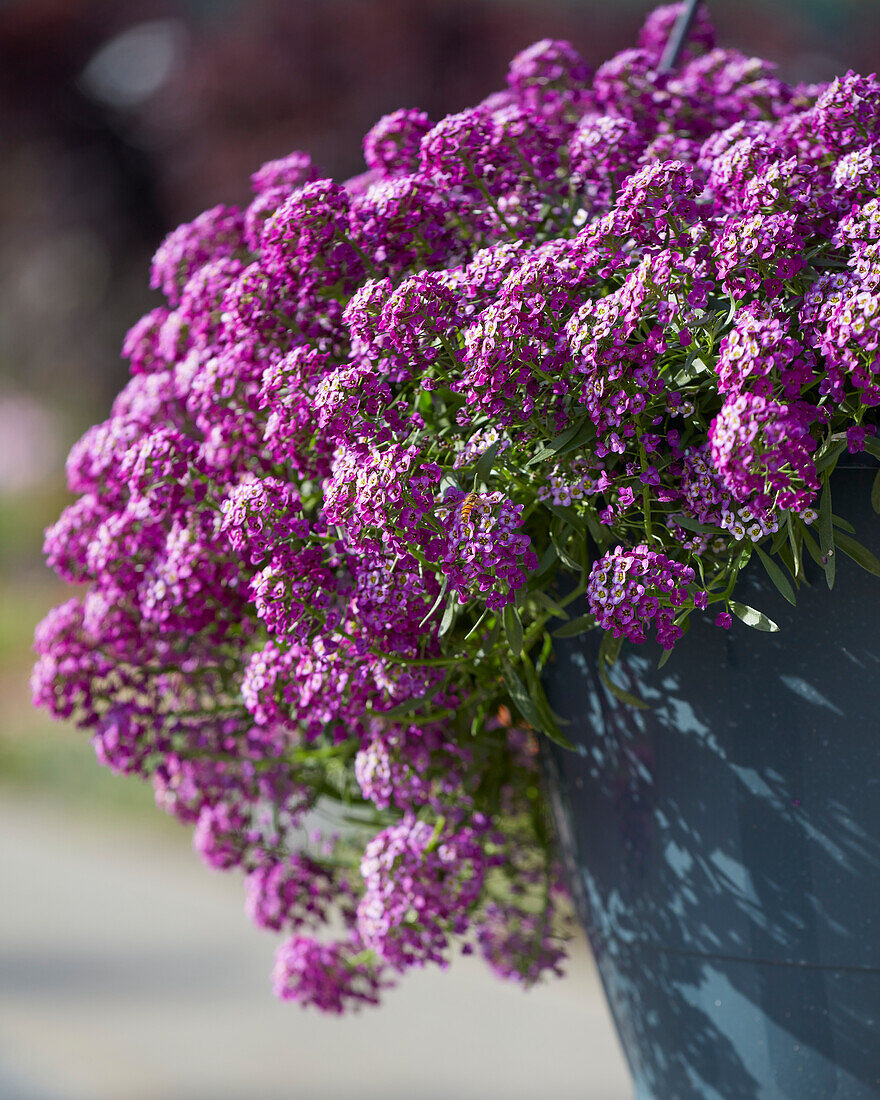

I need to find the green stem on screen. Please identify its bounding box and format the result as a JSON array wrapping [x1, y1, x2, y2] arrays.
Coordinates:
[[638, 435, 654, 543], [465, 165, 516, 237]]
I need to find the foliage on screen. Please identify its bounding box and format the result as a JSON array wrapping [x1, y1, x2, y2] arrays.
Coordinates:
[[33, 3, 880, 1009]]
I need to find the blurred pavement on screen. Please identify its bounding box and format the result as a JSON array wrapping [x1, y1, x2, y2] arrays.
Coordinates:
[[0, 793, 631, 1100]]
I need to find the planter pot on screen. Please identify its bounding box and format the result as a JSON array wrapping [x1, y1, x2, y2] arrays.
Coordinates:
[[543, 465, 880, 1100]]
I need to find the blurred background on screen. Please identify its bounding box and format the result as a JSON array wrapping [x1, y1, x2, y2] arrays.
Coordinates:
[[1, 1, 879, 1097]]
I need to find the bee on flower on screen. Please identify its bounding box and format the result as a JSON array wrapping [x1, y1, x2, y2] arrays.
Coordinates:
[[459, 491, 482, 527]]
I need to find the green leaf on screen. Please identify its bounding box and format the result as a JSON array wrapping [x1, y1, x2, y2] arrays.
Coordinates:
[[464, 608, 491, 641], [657, 647, 673, 670], [371, 698, 454, 721], [527, 418, 594, 467], [438, 474, 461, 497], [340, 809, 392, 828], [439, 597, 457, 638], [872, 469, 880, 515], [544, 500, 588, 532], [551, 530, 582, 572], [601, 630, 623, 666], [831, 514, 855, 534], [786, 511, 803, 581], [501, 661, 544, 731], [815, 438, 847, 474], [552, 613, 597, 638], [473, 440, 502, 487], [475, 617, 500, 660], [536, 628, 554, 673], [769, 525, 790, 555], [418, 575, 449, 628], [755, 545, 796, 606], [862, 435, 880, 462], [833, 530, 880, 577], [526, 422, 581, 467], [534, 542, 559, 578], [690, 354, 712, 375], [776, 540, 797, 582], [584, 510, 609, 547], [672, 346, 716, 385], [520, 654, 574, 749], [687, 309, 724, 330], [802, 527, 824, 568], [533, 590, 570, 620], [579, 530, 591, 575], [503, 603, 524, 656], [597, 632, 650, 709], [598, 655, 650, 709], [818, 481, 835, 590], [729, 601, 780, 632], [667, 512, 720, 536]]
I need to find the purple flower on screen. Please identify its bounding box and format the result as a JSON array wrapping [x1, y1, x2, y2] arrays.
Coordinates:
[[587, 545, 705, 650], [250, 150, 320, 195], [363, 109, 433, 177], [637, 2, 716, 65], [709, 394, 819, 515], [150, 204, 244, 306], [260, 178, 363, 299], [272, 936, 388, 1012], [357, 815, 497, 970], [477, 901, 567, 985], [35, 6, 880, 1016], [506, 39, 592, 127], [439, 489, 539, 611], [356, 721, 472, 813]]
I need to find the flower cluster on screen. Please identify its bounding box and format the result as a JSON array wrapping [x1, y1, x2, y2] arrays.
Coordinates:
[[357, 815, 497, 970], [677, 444, 779, 544], [709, 393, 820, 515], [587, 545, 704, 650], [35, 5, 880, 1013], [439, 490, 539, 611]]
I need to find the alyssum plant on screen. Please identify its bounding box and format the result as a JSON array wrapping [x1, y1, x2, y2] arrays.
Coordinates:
[[34, 2, 880, 1010]]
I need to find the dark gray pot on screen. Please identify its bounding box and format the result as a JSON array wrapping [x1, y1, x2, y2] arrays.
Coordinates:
[[544, 465, 880, 1099]]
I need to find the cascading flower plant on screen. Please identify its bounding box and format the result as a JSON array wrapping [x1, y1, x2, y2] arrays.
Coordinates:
[[34, 2, 880, 1010]]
